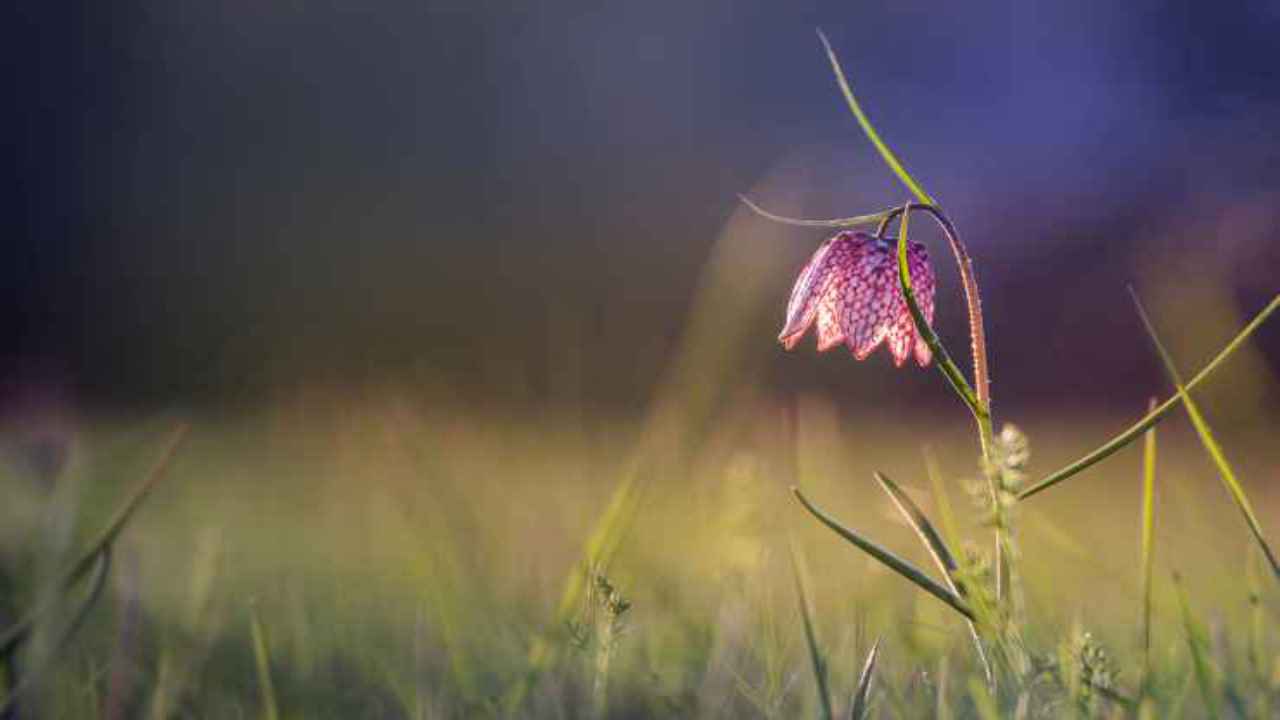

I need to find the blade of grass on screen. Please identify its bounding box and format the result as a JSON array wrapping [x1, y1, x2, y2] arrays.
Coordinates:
[[1173, 572, 1219, 719], [249, 602, 280, 720], [789, 540, 834, 720], [968, 676, 1001, 720], [817, 30, 935, 205], [1129, 289, 1280, 579], [1139, 397, 1157, 687], [0, 545, 111, 716], [1019, 294, 1280, 500], [873, 472, 994, 686], [510, 470, 645, 710], [849, 637, 881, 720], [791, 487, 974, 621], [738, 195, 893, 228], [0, 424, 187, 657]]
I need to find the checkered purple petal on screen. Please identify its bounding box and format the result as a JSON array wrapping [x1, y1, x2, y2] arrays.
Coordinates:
[[779, 231, 936, 367]]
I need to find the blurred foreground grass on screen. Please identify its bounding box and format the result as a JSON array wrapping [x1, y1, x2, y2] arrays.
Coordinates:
[[1, 389, 1277, 717]]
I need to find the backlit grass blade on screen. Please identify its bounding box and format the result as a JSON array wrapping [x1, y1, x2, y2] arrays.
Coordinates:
[[791, 487, 974, 621], [790, 540, 834, 720], [738, 195, 893, 228], [1129, 289, 1280, 580], [0, 424, 188, 657], [1173, 573, 1219, 719], [0, 545, 111, 716], [849, 637, 881, 720], [1139, 397, 1157, 687], [817, 30, 935, 205], [1019, 294, 1280, 500], [249, 602, 280, 720], [873, 472, 993, 685]]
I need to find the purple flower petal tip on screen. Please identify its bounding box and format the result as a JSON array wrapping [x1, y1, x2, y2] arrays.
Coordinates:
[[778, 231, 936, 367]]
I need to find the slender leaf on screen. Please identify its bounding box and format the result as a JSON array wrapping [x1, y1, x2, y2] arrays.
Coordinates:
[[873, 472, 993, 685], [790, 541, 833, 720], [1130, 289, 1280, 579], [0, 424, 187, 657], [1172, 573, 1219, 719], [0, 545, 111, 716], [791, 487, 973, 621], [1139, 397, 1157, 686], [1019, 294, 1280, 500], [817, 30, 935, 205], [249, 602, 280, 720], [849, 637, 881, 720], [738, 195, 892, 228]]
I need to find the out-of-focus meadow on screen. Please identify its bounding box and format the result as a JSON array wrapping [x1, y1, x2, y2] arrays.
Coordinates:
[[5, 1, 1280, 717]]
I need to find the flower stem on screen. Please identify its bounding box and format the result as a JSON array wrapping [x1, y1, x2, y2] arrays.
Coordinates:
[[893, 204, 1003, 606]]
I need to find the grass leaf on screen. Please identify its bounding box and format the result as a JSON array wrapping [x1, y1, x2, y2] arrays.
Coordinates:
[[790, 540, 834, 720], [249, 602, 280, 720], [0, 424, 187, 657], [1019, 294, 1280, 500], [1129, 288, 1280, 580], [1172, 573, 1219, 719], [873, 472, 994, 685], [791, 487, 974, 621], [817, 30, 934, 205], [849, 637, 881, 720], [0, 545, 112, 716], [1140, 397, 1157, 687]]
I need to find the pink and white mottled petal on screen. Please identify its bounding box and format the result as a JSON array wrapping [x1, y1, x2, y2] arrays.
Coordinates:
[[778, 246, 831, 346], [778, 230, 939, 368], [815, 302, 846, 351]]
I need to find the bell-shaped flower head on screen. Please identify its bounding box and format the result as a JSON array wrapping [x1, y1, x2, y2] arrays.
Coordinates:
[[779, 230, 936, 367]]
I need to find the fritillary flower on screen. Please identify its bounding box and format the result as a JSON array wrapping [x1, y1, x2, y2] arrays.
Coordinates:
[[778, 230, 936, 367]]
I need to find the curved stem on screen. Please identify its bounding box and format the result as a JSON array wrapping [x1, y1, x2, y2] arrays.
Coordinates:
[[880, 203, 991, 418], [894, 203, 1003, 604]]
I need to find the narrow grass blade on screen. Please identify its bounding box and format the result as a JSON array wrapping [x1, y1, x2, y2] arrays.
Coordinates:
[[249, 602, 280, 720], [1172, 573, 1219, 719], [791, 487, 973, 621], [789, 541, 834, 720], [738, 195, 892, 228], [0, 424, 187, 657], [849, 637, 881, 720], [895, 204, 980, 416], [0, 545, 112, 716], [873, 472, 961, 582], [1129, 289, 1280, 580], [1139, 397, 1157, 687], [817, 30, 935, 205], [967, 676, 1001, 720], [511, 470, 645, 710], [873, 472, 993, 685], [1019, 294, 1280, 500]]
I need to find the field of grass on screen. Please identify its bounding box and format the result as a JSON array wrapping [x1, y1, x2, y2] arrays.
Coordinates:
[[0, 368, 1277, 718]]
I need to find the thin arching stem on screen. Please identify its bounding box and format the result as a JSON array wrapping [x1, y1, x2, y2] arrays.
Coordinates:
[[879, 203, 991, 421], [892, 203, 1002, 604]]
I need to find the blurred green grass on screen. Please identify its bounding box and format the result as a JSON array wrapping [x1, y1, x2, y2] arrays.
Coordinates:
[[1, 390, 1277, 717]]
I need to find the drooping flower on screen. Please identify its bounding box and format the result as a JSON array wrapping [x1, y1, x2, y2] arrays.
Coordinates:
[[778, 230, 936, 367]]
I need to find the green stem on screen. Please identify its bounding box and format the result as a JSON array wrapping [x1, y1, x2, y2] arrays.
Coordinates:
[[893, 204, 1002, 605]]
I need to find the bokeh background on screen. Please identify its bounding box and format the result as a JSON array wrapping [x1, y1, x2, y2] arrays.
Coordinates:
[[3, 2, 1280, 716], [7, 0, 1279, 414]]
